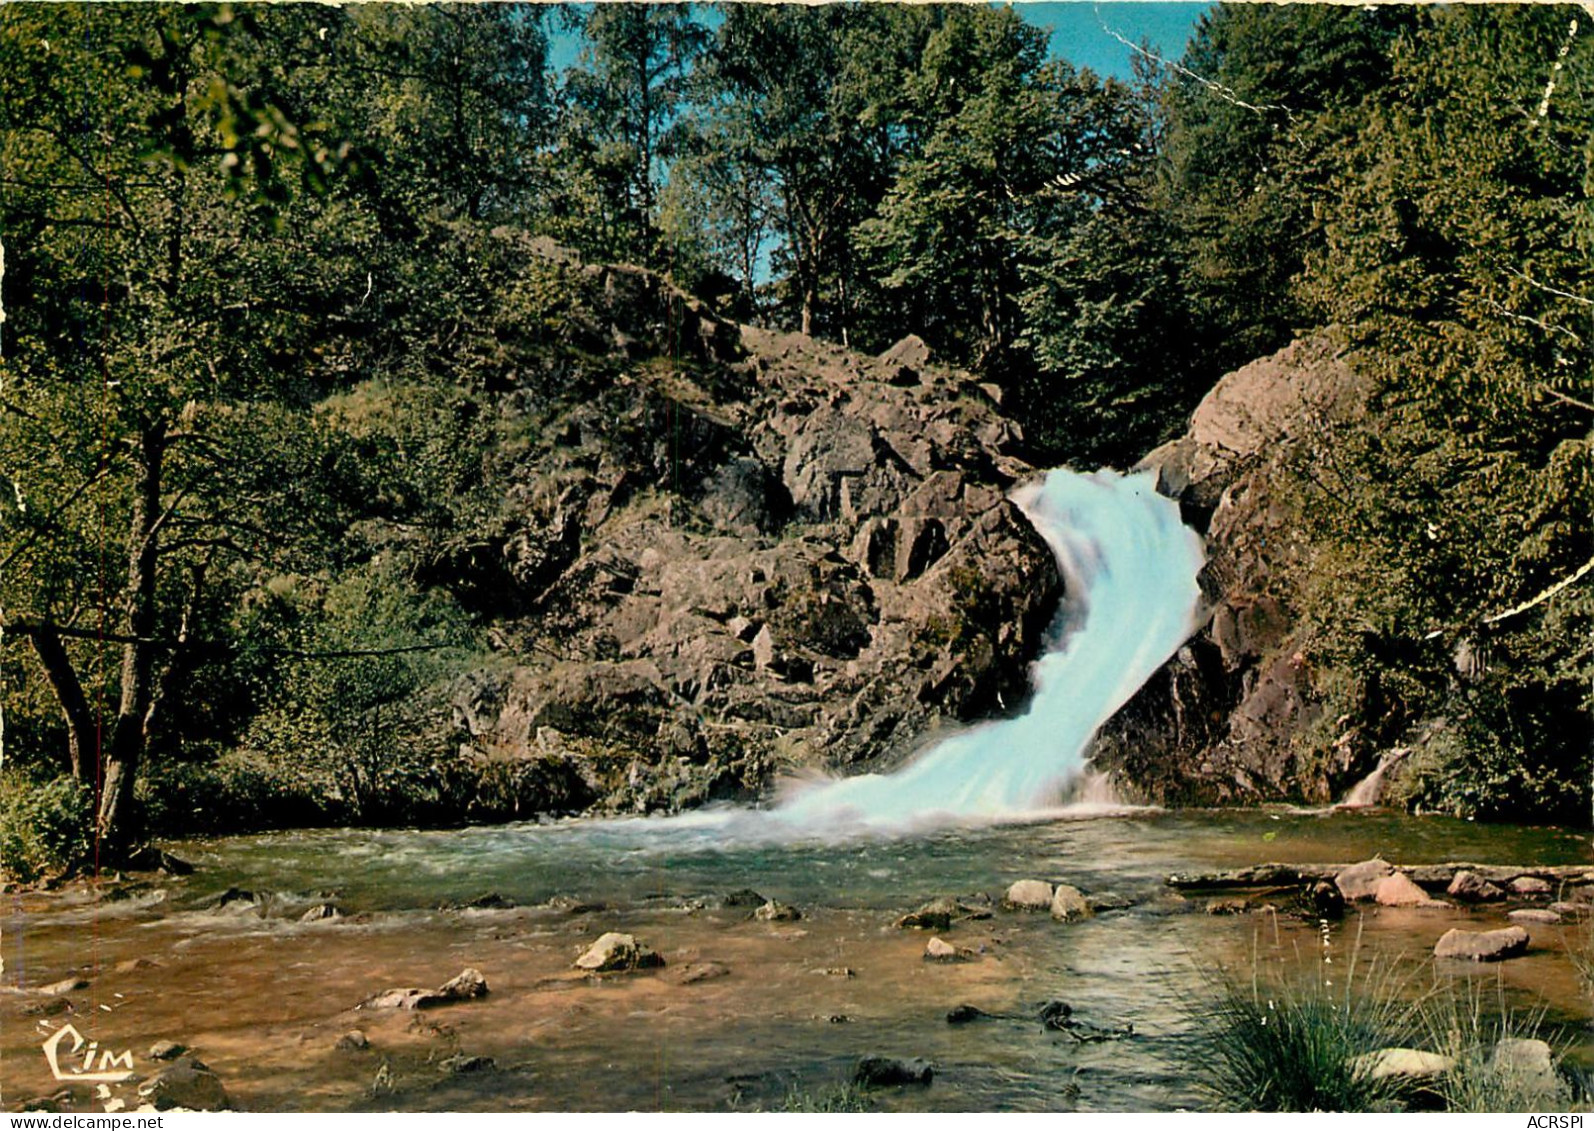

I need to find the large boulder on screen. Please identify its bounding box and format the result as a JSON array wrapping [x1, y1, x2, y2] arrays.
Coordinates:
[[1091, 336, 1377, 806]]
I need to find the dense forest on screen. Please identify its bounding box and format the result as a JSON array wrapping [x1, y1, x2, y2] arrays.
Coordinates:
[[1, 3, 1589, 878]]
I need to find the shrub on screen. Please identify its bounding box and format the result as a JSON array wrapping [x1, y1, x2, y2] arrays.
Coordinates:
[[0, 774, 94, 883], [1187, 928, 1422, 1112]]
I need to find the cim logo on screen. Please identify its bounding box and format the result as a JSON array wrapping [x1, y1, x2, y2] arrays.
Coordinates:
[[41, 1023, 135, 1083]]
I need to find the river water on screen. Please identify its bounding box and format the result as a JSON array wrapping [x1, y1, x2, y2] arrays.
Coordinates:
[[3, 807, 1589, 1112]]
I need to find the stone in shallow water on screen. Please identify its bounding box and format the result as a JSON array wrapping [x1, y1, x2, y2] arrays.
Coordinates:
[[853, 1056, 934, 1088], [753, 900, 801, 922], [1447, 870, 1506, 903], [1508, 908, 1561, 925], [1374, 872, 1449, 908], [1335, 859, 1394, 902], [1433, 925, 1529, 962], [894, 897, 968, 931], [574, 932, 664, 972], [923, 937, 974, 963], [137, 1057, 228, 1111], [946, 1004, 990, 1025], [299, 903, 342, 922], [1508, 876, 1552, 896], [436, 968, 489, 1001], [148, 1040, 187, 1061], [673, 961, 730, 984], [1204, 898, 1249, 915], [1002, 880, 1053, 911], [1050, 885, 1091, 922], [335, 1031, 369, 1052], [37, 976, 88, 996]]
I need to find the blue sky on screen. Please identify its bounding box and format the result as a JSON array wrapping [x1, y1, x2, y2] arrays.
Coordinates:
[[1025, 3, 1211, 79], [547, 4, 1212, 80]]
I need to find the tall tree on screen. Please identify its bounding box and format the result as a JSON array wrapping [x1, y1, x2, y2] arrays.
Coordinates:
[[552, 4, 707, 267], [0, 4, 362, 855], [698, 3, 929, 338]]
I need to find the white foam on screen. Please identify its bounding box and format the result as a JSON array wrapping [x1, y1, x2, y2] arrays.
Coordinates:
[[772, 468, 1204, 830]]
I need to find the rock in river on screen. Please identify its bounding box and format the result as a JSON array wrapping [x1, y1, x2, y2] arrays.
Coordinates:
[[854, 1057, 934, 1088], [753, 900, 801, 922], [1003, 880, 1053, 911], [1434, 926, 1529, 962], [1049, 884, 1091, 922], [574, 932, 665, 972], [137, 1057, 229, 1111], [1334, 859, 1394, 902]]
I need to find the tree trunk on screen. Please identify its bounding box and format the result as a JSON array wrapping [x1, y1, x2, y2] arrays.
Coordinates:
[[28, 626, 96, 782], [97, 422, 167, 857]]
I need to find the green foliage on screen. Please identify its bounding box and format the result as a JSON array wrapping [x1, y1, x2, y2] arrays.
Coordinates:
[[769, 1082, 873, 1113], [1188, 939, 1421, 1112], [0, 774, 94, 883]]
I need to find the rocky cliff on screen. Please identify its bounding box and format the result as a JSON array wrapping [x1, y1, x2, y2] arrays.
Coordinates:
[[1088, 336, 1378, 806], [447, 242, 1062, 816]]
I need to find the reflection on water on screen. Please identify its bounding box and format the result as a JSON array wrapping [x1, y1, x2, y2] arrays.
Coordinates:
[[2, 808, 1589, 1112]]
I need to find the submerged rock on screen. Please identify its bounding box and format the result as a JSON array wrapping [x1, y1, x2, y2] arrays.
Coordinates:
[[718, 889, 766, 909], [37, 976, 88, 996], [1204, 898, 1249, 915], [853, 1056, 934, 1088], [946, 1004, 990, 1025], [1085, 891, 1133, 912], [1434, 926, 1529, 962], [672, 961, 731, 985], [574, 932, 665, 972], [335, 1031, 369, 1052]]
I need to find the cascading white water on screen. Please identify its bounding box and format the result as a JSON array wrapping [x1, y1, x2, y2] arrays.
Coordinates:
[[774, 468, 1205, 829]]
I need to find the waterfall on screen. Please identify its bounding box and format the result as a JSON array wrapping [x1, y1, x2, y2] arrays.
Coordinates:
[[775, 468, 1205, 829]]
